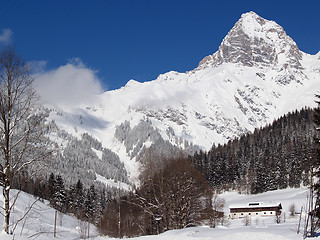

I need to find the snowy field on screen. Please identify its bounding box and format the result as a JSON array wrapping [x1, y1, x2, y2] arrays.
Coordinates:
[[0, 188, 99, 240], [0, 187, 318, 239]]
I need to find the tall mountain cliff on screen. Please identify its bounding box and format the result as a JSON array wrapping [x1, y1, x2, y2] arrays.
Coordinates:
[[46, 11, 320, 184], [199, 11, 303, 70]]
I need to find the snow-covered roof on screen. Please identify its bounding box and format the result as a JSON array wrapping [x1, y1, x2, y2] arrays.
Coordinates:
[[229, 202, 282, 209]]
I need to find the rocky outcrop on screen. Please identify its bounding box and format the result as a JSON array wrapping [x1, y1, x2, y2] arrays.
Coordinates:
[[198, 11, 303, 72]]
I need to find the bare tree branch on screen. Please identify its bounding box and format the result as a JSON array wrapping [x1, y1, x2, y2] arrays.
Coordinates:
[[0, 45, 51, 234], [12, 198, 40, 234]]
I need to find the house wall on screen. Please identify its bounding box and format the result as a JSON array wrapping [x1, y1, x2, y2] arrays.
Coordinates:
[[229, 210, 276, 219]]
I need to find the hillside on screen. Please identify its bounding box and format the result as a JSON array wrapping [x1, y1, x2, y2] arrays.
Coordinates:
[[1, 186, 313, 239], [192, 108, 316, 194], [0, 187, 98, 240]]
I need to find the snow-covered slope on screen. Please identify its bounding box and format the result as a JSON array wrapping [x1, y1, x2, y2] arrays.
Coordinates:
[[101, 187, 310, 240], [1, 187, 311, 239], [46, 11, 320, 182], [0, 187, 98, 239], [0, 185, 312, 240]]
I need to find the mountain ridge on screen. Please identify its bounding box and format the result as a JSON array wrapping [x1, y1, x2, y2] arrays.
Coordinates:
[[45, 11, 320, 184]]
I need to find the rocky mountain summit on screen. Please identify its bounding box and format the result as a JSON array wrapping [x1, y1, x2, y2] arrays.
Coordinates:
[[198, 11, 302, 70]]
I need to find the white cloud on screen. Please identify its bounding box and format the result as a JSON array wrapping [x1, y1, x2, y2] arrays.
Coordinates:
[[29, 60, 48, 73], [0, 29, 13, 44], [34, 59, 104, 106]]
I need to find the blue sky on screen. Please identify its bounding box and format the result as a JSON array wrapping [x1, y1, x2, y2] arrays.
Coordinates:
[[0, 0, 319, 91]]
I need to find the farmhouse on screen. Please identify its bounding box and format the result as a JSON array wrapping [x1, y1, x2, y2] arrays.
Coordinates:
[[229, 202, 282, 219]]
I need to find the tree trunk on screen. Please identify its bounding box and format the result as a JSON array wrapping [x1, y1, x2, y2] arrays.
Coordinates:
[[3, 184, 10, 234], [3, 158, 11, 234]]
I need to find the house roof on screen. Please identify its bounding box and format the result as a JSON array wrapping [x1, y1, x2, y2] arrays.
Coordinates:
[[229, 202, 282, 209]]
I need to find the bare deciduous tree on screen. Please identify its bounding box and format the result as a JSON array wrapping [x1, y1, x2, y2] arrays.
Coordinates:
[[0, 46, 51, 234], [136, 156, 213, 233], [99, 152, 215, 237], [210, 191, 225, 228], [289, 203, 296, 217]]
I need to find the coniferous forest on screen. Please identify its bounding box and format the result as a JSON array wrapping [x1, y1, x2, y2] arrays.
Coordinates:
[[192, 107, 317, 194]]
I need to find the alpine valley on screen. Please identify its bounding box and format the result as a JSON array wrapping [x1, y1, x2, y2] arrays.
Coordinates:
[[42, 11, 320, 188]]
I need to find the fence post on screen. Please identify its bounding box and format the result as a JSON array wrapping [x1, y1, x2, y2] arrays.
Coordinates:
[[54, 210, 57, 237]]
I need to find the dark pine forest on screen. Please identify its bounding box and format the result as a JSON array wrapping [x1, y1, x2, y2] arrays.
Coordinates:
[[192, 107, 317, 194]]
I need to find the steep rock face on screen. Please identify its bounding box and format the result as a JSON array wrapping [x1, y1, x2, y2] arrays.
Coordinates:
[[198, 12, 302, 71]]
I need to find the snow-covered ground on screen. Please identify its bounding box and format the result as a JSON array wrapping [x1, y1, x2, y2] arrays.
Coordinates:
[[95, 173, 132, 191], [98, 187, 313, 240], [0, 188, 99, 240], [0, 186, 317, 239]]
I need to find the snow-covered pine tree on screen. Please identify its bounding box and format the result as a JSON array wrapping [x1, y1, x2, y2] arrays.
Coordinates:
[[84, 184, 97, 222], [69, 179, 85, 218], [53, 175, 67, 213], [47, 173, 57, 203]]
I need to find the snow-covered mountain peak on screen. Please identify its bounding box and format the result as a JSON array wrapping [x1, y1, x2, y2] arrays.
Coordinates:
[[198, 11, 302, 71], [124, 79, 141, 88], [239, 11, 268, 29], [238, 11, 286, 43], [44, 12, 319, 186]]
